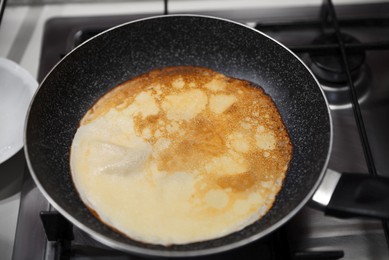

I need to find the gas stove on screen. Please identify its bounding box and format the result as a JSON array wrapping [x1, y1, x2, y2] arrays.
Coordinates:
[[11, 1, 389, 259]]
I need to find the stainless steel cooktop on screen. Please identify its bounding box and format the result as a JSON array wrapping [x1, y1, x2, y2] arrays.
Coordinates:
[[12, 1, 389, 259]]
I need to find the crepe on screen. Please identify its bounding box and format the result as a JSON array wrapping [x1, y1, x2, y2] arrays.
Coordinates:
[[70, 66, 292, 245]]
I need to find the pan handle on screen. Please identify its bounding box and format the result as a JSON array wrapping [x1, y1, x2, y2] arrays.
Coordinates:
[[312, 169, 389, 219]]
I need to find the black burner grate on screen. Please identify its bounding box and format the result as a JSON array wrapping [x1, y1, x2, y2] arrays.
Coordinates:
[[323, 0, 389, 246], [256, 0, 389, 248], [39, 211, 344, 260]]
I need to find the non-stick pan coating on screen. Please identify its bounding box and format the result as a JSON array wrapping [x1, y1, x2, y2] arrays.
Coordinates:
[[25, 15, 331, 257]]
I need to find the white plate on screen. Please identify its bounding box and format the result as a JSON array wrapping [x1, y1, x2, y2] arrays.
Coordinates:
[[0, 58, 38, 164]]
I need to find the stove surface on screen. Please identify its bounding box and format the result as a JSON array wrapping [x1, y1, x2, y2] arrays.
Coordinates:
[[12, 2, 389, 259]]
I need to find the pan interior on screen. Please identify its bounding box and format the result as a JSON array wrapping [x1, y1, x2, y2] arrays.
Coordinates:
[[25, 15, 331, 255]]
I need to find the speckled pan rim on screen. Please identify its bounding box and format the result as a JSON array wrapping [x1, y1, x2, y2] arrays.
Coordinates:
[[25, 14, 333, 258]]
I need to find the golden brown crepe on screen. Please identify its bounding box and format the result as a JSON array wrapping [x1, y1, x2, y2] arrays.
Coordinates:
[[70, 66, 292, 245]]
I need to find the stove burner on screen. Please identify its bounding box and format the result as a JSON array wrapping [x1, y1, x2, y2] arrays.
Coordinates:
[[309, 33, 370, 109]]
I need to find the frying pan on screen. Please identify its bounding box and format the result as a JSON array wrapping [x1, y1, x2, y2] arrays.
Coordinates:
[[24, 15, 389, 257]]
